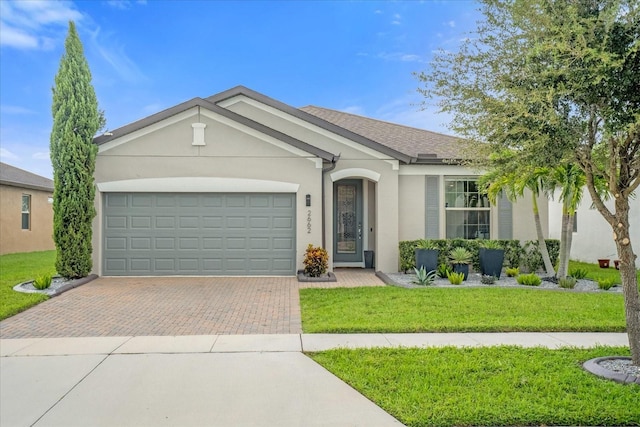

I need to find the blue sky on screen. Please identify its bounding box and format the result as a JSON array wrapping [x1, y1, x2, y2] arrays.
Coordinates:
[[1, 0, 480, 178]]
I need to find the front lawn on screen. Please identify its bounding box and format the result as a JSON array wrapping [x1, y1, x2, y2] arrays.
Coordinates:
[[0, 250, 56, 320], [300, 287, 626, 333], [569, 260, 640, 285], [309, 346, 639, 427]]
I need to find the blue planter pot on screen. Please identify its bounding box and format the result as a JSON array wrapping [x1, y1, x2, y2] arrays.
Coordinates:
[[415, 249, 439, 274], [479, 248, 505, 278], [452, 263, 469, 280]]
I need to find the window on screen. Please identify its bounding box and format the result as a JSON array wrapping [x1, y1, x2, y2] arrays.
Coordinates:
[[21, 194, 31, 230], [573, 213, 577, 233], [445, 179, 490, 239]]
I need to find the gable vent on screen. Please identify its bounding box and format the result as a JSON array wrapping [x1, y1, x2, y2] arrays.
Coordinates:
[[192, 123, 206, 146]]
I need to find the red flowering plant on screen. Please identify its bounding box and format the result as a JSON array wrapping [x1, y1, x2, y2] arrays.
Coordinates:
[[303, 244, 329, 277]]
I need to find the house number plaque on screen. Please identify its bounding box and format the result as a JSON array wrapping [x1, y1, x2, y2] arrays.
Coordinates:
[[307, 210, 312, 234]]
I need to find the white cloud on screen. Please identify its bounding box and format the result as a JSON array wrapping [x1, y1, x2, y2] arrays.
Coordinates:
[[0, 0, 82, 50], [0, 147, 19, 161], [106, 0, 147, 10], [88, 27, 147, 83], [106, 1, 132, 10], [376, 52, 425, 63], [391, 13, 401, 25], [32, 151, 50, 160], [374, 9, 382, 14], [446, 20, 456, 28], [0, 23, 38, 48]]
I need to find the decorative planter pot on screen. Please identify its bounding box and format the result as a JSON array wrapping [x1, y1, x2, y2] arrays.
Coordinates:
[[598, 259, 610, 268], [614, 260, 621, 270], [479, 248, 505, 279], [415, 249, 439, 274], [364, 250, 375, 269], [452, 263, 469, 280]]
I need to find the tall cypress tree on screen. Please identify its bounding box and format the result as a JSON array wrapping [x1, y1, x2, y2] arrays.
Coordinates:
[[50, 21, 104, 279]]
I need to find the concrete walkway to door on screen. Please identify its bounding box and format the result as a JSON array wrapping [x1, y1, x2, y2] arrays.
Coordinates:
[[0, 269, 384, 339]]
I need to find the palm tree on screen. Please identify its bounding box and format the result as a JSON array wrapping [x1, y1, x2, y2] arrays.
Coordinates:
[[480, 166, 556, 276], [546, 163, 586, 279]]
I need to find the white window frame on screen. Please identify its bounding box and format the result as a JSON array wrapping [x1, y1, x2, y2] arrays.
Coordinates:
[[444, 177, 491, 239], [21, 194, 31, 230]]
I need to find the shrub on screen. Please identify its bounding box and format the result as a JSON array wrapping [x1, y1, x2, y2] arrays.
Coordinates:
[[521, 240, 560, 272], [559, 276, 577, 289], [479, 240, 502, 249], [449, 247, 473, 264], [399, 240, 420, 272], [447, 271, 465, 285], [413, 266, 436, 286], [481, 274, 496, 284], [436, 263, 453, 278], [303, 244, 329, 277], [569, 268, 588, 279], [597, 277, 616, 290], [505, 267, 520, 277], [33, 274, 52, 290], [516, 273, 541, 286]]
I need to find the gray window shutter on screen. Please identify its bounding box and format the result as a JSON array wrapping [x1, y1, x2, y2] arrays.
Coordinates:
[[425, 176, 440, 239], [497, 191, 512, 239]]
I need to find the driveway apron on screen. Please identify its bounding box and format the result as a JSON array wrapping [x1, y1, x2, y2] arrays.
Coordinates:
[[1, 276, 302, 338], [0, 269, 385, 338]]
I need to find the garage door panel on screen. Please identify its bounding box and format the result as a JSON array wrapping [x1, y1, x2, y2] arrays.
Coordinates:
[[103, 193, 295, 275]]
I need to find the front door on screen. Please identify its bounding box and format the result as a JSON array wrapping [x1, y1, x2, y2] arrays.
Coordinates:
[[333, 179, 363, 263]]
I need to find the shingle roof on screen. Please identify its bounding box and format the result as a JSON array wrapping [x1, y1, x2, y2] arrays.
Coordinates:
[[0, 162, 53, 192], [299, 106, 464, 162]]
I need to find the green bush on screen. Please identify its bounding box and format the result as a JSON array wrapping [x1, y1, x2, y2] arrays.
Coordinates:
[[303, 244, 329, 277], [447, 271, 465, 285], [436, 263, 453, 278], [569, 268, 588, 279], [522, 240, 560, 272], [481, 274, 496, 284], [597, 277, 616, 290], [516, 273, 542, 286], [506, 267, 520, 277], [413, 266, 436, 286], [32, 274, 53, 290], [559, 276, 577, 289], [399, 239, 557, 274]]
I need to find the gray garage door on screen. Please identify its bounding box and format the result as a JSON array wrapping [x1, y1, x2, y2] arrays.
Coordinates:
[[102, 193, 296, 276]]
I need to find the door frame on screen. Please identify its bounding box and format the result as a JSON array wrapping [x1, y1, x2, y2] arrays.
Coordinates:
[[333, 179, 363, 264]]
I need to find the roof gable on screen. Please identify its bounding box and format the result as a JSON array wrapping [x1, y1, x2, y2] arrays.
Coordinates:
[[94, 96, 336, 162], [0, 162, 53, 192], [93, 85, 464, 165]]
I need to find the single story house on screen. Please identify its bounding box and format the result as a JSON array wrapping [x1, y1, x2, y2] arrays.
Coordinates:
[[0, 162, 54, 255], [92, 86, 547, 276]]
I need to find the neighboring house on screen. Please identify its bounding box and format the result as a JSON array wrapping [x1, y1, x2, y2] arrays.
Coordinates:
[[549, 190, 640, 269], [92, 85, 547, 276], [0, 162, 54, 255]]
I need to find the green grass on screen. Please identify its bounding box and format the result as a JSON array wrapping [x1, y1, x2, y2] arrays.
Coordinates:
[[309, 346, 639, 427], [569, 260, 640, 285], [0, 250, 56, 320], [300, 287, 626, 333]]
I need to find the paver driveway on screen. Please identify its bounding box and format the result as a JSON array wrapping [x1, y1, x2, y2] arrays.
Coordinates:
[[0, 269, 384, 338]]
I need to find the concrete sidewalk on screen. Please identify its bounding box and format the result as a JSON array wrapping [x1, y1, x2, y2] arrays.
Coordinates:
[[1, 333, 629, 427]]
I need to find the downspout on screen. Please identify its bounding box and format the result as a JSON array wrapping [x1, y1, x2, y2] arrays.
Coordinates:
[[321, 155, 340, 249]]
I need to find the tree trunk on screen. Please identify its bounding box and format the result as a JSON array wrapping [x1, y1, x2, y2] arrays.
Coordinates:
[[532, 192, 555, 276], [613, 197, 640, 366], [556, 203, 570, 279]]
